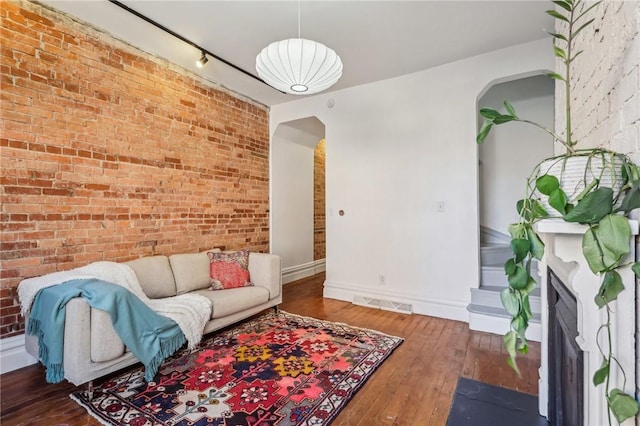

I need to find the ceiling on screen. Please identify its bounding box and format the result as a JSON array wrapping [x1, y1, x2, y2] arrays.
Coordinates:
[[41, 1, 554, 106]]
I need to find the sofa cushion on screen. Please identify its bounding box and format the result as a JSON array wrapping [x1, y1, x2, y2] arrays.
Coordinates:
[[125, 256, 176, 299], [193, 286, 270, 319], [207, 250, 252, 290], [170, 251, 215, 295]]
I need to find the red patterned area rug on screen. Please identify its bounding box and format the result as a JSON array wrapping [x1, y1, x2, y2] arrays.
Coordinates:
[[70, 311, 403, 425]]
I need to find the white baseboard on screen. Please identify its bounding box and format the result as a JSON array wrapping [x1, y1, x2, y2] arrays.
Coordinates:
[[323, 280, 469, 322], [468, 311, 541, 342], [0, 334, 38, 374], [283, 259, 325, 284]]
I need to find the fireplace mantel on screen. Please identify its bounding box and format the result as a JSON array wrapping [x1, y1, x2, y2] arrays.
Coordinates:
[[535, 219, 638, 426]]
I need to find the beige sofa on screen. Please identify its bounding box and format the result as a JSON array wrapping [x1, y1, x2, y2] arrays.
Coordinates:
[[24, 250, 282, 387]]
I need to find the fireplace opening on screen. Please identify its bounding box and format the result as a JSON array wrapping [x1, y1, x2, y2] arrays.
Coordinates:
[[547, 269, 583, 426]]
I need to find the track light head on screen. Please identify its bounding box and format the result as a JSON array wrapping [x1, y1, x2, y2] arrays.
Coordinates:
[[196, 52, 208, 68]]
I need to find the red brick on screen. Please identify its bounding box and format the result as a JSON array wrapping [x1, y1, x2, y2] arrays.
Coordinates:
[[0, 0, 269, 338]]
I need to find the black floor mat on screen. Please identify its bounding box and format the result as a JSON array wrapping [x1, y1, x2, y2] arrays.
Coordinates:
[[446, 377, 550, 426]]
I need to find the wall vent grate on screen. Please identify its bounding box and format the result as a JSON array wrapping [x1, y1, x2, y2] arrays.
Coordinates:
[[352, 295, 412, 314]]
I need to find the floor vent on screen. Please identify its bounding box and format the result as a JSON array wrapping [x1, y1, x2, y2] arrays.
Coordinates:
[[353, 296, 413, 314]]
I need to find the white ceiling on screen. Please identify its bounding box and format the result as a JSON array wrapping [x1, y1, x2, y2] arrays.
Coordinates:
[[41, 0, 554, 106]]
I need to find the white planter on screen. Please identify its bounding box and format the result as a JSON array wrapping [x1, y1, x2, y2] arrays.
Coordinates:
[[537, 152, 626, 216]]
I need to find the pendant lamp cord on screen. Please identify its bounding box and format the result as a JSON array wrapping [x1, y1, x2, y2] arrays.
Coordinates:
[[297, 0, 301, 39]]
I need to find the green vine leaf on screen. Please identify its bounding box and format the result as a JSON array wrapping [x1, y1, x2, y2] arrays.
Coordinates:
[[616, 180, 640, 213], [546, 9, 569, 22], [575, 179, 599, 202], [523, 276, 537, 294], [511, 238, 530, 263], [479, 108, 501, 119], [551, 0, 571, 12], [493, 115, 517, 124], [593, 360, 609, 386], [563, 187, 613, 224], [503, 331, 521, 377], [508, 265, 529, 290], [511, 315, 526, 340], [574, 18, 596, 38], [608, 389, 640, 423], [503, 100, 517, 117], [553, 45, 567, 60], [548, 188, 568, 215], [517, 199, 548, 221], [521, 294, 532, 320], [527, 228, 545, 260], [504, 258, 517, 275], [598, 215, 631, 259], [595, 271, 625, 308], [536, 174, 560, 195], [582, 216, 631, 274], [546, 72, 566, 81], [501, 288, 520, 317], [477, 122, 493, 144], [632, 261, 640, 278]]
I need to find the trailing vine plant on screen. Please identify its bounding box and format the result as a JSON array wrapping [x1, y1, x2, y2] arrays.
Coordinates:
[[476, 0, 640, 424], [504, 150, 640, 424]]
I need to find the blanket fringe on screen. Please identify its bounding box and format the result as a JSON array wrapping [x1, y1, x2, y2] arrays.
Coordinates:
[[144, 333, 186, 382], [27, 318, 65, 383]]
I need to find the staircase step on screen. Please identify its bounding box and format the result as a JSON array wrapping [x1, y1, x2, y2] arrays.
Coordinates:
[[467, 304, 541, 342], [467, 304, 540, 326], [470, 286, 541, 313], [481, 266, 509, 287], [480, 244, 510, 265], [472, 241, 543, 342], [481, 262, 540, 287]]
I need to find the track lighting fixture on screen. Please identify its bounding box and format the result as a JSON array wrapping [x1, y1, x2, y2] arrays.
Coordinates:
[[196, 52, 208, 68], [107, 0, 281, 91]]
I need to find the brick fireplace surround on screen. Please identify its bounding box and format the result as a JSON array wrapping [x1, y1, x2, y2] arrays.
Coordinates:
[[0, 0, 270, 342]]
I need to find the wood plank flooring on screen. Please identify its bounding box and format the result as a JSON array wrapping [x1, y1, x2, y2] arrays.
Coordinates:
[[0, 273, 540, 425]]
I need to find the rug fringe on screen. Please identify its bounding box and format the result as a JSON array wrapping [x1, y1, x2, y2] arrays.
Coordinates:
[[69, 393, 113, 426]]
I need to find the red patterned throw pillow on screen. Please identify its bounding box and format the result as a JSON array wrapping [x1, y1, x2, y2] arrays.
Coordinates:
[[207, 250, 252, 290]]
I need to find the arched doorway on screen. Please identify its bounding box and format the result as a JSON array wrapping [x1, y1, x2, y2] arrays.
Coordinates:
[[478, 74, 554, 243], [271, 117, 326, 283], [469, 74, 554, 337]]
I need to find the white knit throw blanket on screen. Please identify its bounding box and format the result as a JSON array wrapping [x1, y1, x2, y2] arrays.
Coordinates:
[[18, 261, 211, 350]]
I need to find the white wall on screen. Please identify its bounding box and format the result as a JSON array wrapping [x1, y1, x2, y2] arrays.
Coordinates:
[[271, 123, 316, 268], [270, 38, 554, 322], [271, 119, 325, 282], [479, 76, 554, 237]]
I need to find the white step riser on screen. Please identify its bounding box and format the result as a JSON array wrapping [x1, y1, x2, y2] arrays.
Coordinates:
[[481, 265, 539, 287], [470, 288, 541, 313], [480, 245, 511, 265], [481, 267, 509, 287], [468, 311, 542, 342]]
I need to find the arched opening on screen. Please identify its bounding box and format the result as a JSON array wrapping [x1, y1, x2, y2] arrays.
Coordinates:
[[469, 73, 554, 337], [478, 74, 554, 243], [271, 117, 326, 283]]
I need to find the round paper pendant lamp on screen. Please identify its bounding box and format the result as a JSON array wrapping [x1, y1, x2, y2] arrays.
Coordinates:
[[256, 38, 343, 95]]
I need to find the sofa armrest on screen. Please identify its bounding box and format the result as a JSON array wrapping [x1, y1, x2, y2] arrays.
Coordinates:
[[248, 253, 282, 299]]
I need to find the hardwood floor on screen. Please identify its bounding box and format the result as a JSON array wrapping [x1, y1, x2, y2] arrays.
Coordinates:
[[0, 273, 540, 425]]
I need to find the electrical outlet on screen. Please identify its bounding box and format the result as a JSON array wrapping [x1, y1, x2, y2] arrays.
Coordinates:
[[379, 274, 385, 285], [437, 201, 445, 212]]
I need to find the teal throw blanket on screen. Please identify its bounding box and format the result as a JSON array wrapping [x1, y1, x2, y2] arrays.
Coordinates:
[[27, 278, 186, 383]]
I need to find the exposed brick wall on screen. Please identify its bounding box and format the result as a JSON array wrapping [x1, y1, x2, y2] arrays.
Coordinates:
[[554, 0, 639, 415], [0, 0, 270, 338], [555, 1, 639, 157], [313, 139, 325, 261]]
